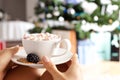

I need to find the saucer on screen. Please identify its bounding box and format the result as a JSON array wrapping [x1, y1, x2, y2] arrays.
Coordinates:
[[11, 48, 73, 68]]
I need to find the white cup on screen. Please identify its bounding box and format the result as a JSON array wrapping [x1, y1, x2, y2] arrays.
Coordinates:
[[22, 33, 71, 59]]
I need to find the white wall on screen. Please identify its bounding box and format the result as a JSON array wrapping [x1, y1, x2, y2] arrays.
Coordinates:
[[26, 0, 38, 21]]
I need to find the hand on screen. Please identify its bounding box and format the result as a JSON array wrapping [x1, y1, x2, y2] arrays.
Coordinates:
[[0, 46, 19, 80], [42, 54, 83, 80]]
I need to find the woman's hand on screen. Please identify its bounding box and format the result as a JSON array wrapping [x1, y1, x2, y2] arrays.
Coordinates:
[[42, 54, 83, 80], [0, 46, 19, 80]]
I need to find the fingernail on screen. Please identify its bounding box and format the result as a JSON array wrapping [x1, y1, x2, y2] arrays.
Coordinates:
[[10, 45, 19, 49], [16, 45, 19, 47], [42, 56, 50, 63], [15, 45, 19, 48]]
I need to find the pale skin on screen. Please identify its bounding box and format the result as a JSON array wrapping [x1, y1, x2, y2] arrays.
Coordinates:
[[0, 46, 82, 80], [0, 46, 19, 80], [42, 53, 83, 80]]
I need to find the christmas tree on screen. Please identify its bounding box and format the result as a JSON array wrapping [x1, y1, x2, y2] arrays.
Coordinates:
[[32, 0, 120, 39]]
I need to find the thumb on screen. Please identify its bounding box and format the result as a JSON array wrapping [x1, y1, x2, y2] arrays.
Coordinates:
[[6, 45, 19, 55], [71, 53, 79, 65], [0, 45, 19, 71], [42, 56, 62, 77], [67, 53, 80, 71]]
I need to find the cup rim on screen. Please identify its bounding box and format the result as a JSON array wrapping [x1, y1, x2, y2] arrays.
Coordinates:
[[22, 33, 61, 42], [22, 38, 61, 42]]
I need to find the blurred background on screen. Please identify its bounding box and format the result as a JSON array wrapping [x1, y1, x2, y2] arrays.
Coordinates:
[[1, 0, 120, 79]]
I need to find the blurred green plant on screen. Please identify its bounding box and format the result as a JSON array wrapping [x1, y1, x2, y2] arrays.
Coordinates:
[[74, 22, 91, 40]]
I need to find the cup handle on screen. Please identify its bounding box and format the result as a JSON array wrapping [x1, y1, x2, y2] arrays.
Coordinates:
[[52, 39, 71, 57]]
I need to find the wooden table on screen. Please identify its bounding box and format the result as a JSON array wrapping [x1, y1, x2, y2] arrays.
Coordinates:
[[5, 61, 120, 80], [81, 61, 120, 80], [37, 61, 120, 80]]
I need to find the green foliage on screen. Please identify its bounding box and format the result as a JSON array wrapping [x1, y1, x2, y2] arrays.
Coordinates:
[[45, 26, 52, 33], [28, 26, 52, 33], [75, 22, 90, 40], [112, 26, 120, 34], [35, 0, 120, 25], [80, 13, 93, 22], [33, 0, 120, 39], [112, 0, 120, 7], [84, 0, 120, 25], [74, 3, 83, 12], [91, 6, 119, 25], [28, 27, 43, 33]]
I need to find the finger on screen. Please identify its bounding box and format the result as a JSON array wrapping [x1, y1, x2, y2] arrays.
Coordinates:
[[6, 61, 18, 70], [3, 45, 19, 59], [65, 54, 81, 76], [71, 53, 79, 65], [6, 45, 19, 55], [0, 45, 19, 72], [42, 56, 62, 76]]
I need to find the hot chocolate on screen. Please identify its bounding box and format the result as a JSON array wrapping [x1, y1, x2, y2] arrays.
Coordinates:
[[23, 33, 60, 41]]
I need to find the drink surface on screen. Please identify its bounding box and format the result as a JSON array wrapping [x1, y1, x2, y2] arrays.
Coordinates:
[[23, 33, 60, 41]]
